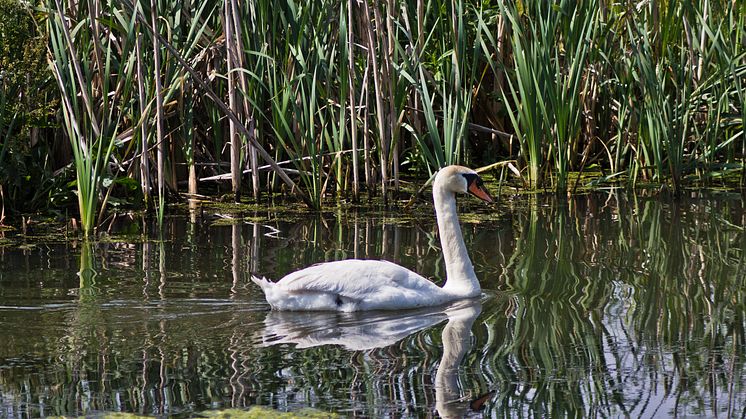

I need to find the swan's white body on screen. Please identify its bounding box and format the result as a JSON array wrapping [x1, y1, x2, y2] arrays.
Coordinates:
[[252, 165, 492, 311]]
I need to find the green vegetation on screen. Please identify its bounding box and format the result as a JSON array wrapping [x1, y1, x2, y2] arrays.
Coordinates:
[[0, 0, 61, 220], [0, 0, 744, 234]]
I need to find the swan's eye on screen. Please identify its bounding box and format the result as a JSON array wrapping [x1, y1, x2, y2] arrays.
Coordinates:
[[461, 173, 480, 187]]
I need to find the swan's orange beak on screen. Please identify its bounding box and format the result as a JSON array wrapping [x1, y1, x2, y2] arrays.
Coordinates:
[[468, 179, 493, 203]]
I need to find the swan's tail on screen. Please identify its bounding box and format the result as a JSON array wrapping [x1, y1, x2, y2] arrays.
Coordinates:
[[251, 275, 275, 292]]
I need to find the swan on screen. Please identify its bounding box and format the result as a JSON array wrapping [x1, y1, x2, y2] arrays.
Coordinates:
[[251, 165, 493, 311]]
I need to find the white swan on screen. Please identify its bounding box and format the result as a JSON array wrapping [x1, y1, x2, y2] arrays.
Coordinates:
[[251, 165, 493, 311]]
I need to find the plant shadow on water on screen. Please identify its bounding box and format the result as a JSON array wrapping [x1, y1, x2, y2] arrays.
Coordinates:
[[0, 191, 745, 417]]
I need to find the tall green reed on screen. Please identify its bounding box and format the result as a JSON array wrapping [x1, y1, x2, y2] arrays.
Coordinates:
[[546, 3, 597, 191], [624, 5, 689, 193], [497, 0, 551, 189], [48, 0, 134, 236], [400, 0, 480, 176], [496, 0, 598, 190]]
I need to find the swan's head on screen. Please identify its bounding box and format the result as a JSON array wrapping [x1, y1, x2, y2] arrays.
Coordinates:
[[434, 165, 493, 203]]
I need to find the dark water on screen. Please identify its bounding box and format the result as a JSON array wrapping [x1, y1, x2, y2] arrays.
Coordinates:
[[1, 191, 745, 418]]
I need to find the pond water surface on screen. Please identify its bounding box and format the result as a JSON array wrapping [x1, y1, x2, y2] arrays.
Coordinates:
[[1, 191, 745, 418]]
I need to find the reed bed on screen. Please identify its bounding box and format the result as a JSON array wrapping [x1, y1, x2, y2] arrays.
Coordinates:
[[0, 0, 744, 234]]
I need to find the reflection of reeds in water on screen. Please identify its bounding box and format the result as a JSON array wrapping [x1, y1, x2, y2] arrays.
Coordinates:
[[1, 196, 745, 416], [481, 193, 746, 416], [621, 198, 746, 415], [482, 197, 613, 415]]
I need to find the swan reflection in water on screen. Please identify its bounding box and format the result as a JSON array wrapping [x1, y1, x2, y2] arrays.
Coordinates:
[[257, 299, 487, 418]]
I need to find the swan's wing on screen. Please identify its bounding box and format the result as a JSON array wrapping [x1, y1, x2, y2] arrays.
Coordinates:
[[276, 259, 442, 302]]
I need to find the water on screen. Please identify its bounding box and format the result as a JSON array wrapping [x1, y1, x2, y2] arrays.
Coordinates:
[[1, 191, 745, 417]]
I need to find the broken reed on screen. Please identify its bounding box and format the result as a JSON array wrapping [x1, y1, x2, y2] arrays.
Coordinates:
[[43, 0, 745, 235]]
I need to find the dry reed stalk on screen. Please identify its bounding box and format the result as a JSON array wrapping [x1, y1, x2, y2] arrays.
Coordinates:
[[348, 0, 360, 201], [86, 0, 104, 94], [223, 0, 241, 202], [361, 55, 373, 193], [135, 31, 151, 208], [122, 0, 312, 207], [0, 185, 5, 226], [493, 11, 508, 137], [185, 78, 198, 196], [385, 0, 398, 194], [150, 0, 166, 207], [363, 0, 388, 203], [401, 0, 424, 149], [696, 0, 709, 82], [229, 0, 259, 200]]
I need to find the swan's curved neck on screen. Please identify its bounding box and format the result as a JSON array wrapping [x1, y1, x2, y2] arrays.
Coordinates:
[[433, 186, 480, 297]]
